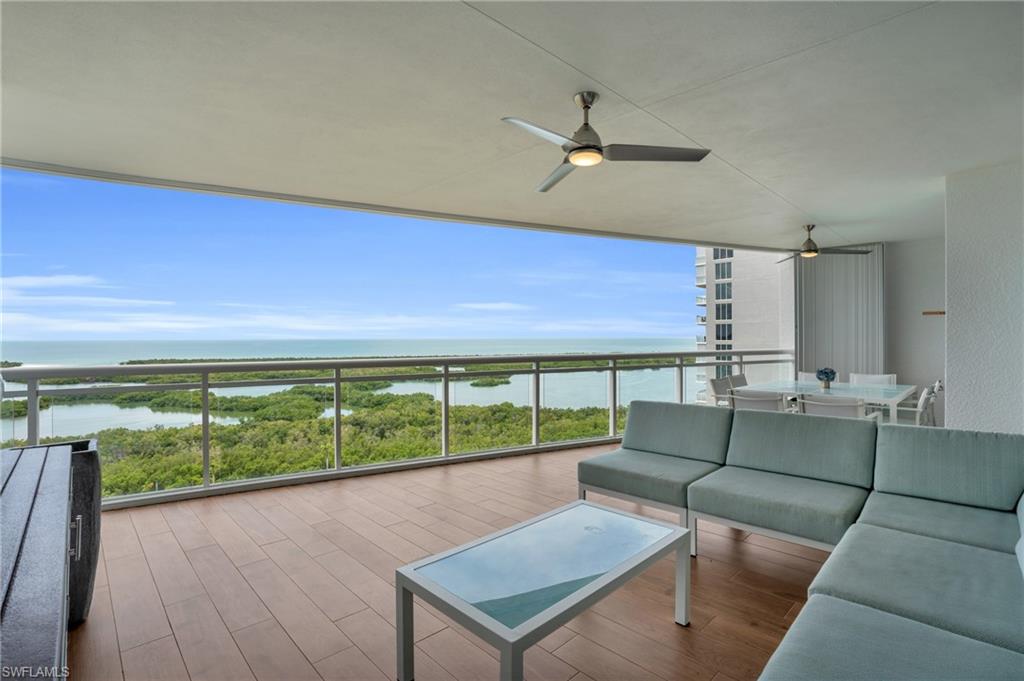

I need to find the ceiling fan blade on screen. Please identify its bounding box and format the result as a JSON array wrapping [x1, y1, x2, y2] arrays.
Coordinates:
[[536, 162, 575, 193], [604, 144, 711, 162], [776, 254, 797, 264], [502, 117, 574, 147], [818, 248, 872, 255]]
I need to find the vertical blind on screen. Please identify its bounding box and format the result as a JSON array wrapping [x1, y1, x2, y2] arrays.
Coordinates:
[[795, 244, 885, 381]]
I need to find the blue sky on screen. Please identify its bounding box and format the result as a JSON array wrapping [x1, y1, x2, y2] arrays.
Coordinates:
[[1, 169, 699, 340]]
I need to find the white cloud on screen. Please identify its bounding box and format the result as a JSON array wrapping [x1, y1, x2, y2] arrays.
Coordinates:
[[2, 274, 107, 289], [2, 274, 171, 308], [454, 302, 533, 311], [5, 294, 173, 308], [510, 266, 695, 293]]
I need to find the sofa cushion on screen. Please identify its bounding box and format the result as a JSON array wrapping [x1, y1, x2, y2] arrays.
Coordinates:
[[809, 524, 1024, 653], [858, 491, 1020, 553], [875, 425, 1024, 511], [577, 449, 719, 508], [687, 466, 868, 545], [1018, 495, 1024, 581], [725, 410, 876, 488], [759, 594, 1024, 681], [621, 401, 733, 464]]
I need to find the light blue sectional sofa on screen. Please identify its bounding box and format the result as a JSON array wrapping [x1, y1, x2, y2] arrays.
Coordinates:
[[576, 401, 1024, 680]]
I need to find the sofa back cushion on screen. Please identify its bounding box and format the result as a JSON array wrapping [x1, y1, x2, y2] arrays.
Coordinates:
[[874, 425, 1024, 511], [726, 410, 877, 488], [621, 401, 733, 464]]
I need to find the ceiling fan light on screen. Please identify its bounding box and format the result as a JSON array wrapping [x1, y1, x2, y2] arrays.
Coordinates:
[[799, 249, 819, 258], [568, 147, 603, 167]]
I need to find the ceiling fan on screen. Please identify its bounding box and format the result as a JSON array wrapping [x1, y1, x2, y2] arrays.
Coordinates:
[[776, 225, 872, 263], [502, 91, 711, 192]]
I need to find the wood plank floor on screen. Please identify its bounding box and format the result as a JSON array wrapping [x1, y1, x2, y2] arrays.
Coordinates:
[[70, 444, 828, 681]]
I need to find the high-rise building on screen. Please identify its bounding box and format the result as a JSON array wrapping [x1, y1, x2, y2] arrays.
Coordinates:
[[695, 247, 795, 401]]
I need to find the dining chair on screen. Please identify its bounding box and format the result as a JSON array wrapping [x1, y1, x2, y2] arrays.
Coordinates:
[[896, 387, 936, 425], [729, 389, 786, 412], [708, 377, 733, 406], [849, 373, 897, 385], [797, 394, 880, 420]]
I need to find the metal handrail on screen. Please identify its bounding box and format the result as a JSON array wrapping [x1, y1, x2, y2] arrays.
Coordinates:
[[2, 348, 794, 507], [1, 348, 791, 380]]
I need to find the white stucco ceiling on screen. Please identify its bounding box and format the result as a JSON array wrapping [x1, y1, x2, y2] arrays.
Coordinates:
[[2, 2, 1021, 249]]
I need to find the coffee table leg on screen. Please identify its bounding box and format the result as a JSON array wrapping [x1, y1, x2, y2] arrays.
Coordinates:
[[397, 583, 414, 680], [499, 645, 524, 681], [675, 544, 691, 626]]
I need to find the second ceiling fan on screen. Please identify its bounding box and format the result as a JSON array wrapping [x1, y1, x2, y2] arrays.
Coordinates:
[[776, 225, 871, 263], [503, 91, 711, 192]]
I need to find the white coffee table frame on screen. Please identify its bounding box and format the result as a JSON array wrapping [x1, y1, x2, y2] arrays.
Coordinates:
[[396, 500, 690, 681]]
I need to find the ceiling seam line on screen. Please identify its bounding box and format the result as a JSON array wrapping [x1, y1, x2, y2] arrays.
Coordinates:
[[639, 1, 939, 110]]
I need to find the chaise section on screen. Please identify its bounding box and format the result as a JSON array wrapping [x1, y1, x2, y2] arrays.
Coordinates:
[[686, 467, 868, 546], [577, 448, 719, 508], [858, 491, 1020, 553], [577, 402, 733, 517], [808, 524, 1024, 653], [759, 595, 1024, 681]]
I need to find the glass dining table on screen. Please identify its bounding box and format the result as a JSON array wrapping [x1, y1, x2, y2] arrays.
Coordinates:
[[738, 380, 917, 423]]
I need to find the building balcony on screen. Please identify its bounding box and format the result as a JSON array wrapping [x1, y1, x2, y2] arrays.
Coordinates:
[[695, 252, 706, 266], [695, 265, 707, 287], [696, 295, 706, 306], [697, 314, 707, 324]]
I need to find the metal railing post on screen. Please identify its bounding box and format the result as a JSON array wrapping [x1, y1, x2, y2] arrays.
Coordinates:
[[531, 361, 541, 446], [333, 368, 342, 469], [441, 364, 450, 456], [737, 352, 745, 376], [26, 379, 39, 445], [675, 357, 685, 403], [201, 373, 210, 487], [608, 360, 618, 436]]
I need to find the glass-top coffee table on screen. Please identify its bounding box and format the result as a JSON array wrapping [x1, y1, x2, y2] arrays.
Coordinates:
[[395, 501, 690, 681]]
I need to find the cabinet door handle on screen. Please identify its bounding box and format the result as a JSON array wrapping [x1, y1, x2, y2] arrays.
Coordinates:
[[69, 514, 83, 561]]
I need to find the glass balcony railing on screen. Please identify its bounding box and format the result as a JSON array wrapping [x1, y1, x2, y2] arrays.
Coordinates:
[[697, 314, 707, 324], [1, 348, 794, 507], [696, 295, 707, 306]]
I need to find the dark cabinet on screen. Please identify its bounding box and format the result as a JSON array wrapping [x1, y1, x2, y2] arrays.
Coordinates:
[[1, 440, 101, 678]]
